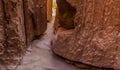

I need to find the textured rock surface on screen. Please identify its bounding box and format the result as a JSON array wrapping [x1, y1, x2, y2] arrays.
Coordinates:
[[24, 0, 47, 45], [34, 0, 47, 36], [1, 0, 26, 68], [0, 0, 5, 56], [24, 0, 35, 45], [0, 0, 47, 69], [52, 0, 120, 70]]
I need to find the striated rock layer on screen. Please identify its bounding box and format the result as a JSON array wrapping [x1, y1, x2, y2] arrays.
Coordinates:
[[52, 0, 120, 70]]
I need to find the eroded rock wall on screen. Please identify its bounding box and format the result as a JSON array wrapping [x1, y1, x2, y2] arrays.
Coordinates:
[[0, 1, 26, 69], [34, 0, 47, 36], [0, 0, 47, 69], [53, 0, 120, 70], [24, 0, 47, 45]]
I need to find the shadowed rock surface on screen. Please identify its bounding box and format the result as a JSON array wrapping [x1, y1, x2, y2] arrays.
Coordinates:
[[56, 0, 76, 29], [24, 0, 47, 45]]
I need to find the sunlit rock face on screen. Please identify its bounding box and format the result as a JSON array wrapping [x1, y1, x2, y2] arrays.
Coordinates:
[[52, 0, 120, 70]]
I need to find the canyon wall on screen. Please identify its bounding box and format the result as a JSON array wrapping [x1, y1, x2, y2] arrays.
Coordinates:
[[52, 0, 120, 70], [24, 0, 47, 45], [0, 0, 47, 69], [47, 0, 52, 21]]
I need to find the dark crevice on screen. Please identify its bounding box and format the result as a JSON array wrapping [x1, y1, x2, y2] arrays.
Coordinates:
[[56, 0, 76, 29]]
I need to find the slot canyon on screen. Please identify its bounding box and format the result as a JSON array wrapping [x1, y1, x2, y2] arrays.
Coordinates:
[[0, 0, 120, 70]]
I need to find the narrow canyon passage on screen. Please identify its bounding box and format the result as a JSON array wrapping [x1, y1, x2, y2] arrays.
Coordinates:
[[0, 0, 120, 70], [17, 18, 80, 70]]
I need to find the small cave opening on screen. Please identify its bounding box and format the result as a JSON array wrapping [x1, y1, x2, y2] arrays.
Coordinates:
[[47, 0, 77, 29], [55, 0, 77, 30]]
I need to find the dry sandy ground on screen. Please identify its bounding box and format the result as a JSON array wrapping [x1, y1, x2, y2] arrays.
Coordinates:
[[17, 19, 81, 70]]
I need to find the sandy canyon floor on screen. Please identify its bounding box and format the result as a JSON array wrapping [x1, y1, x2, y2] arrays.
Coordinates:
[[17, 19, 80, 70]]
